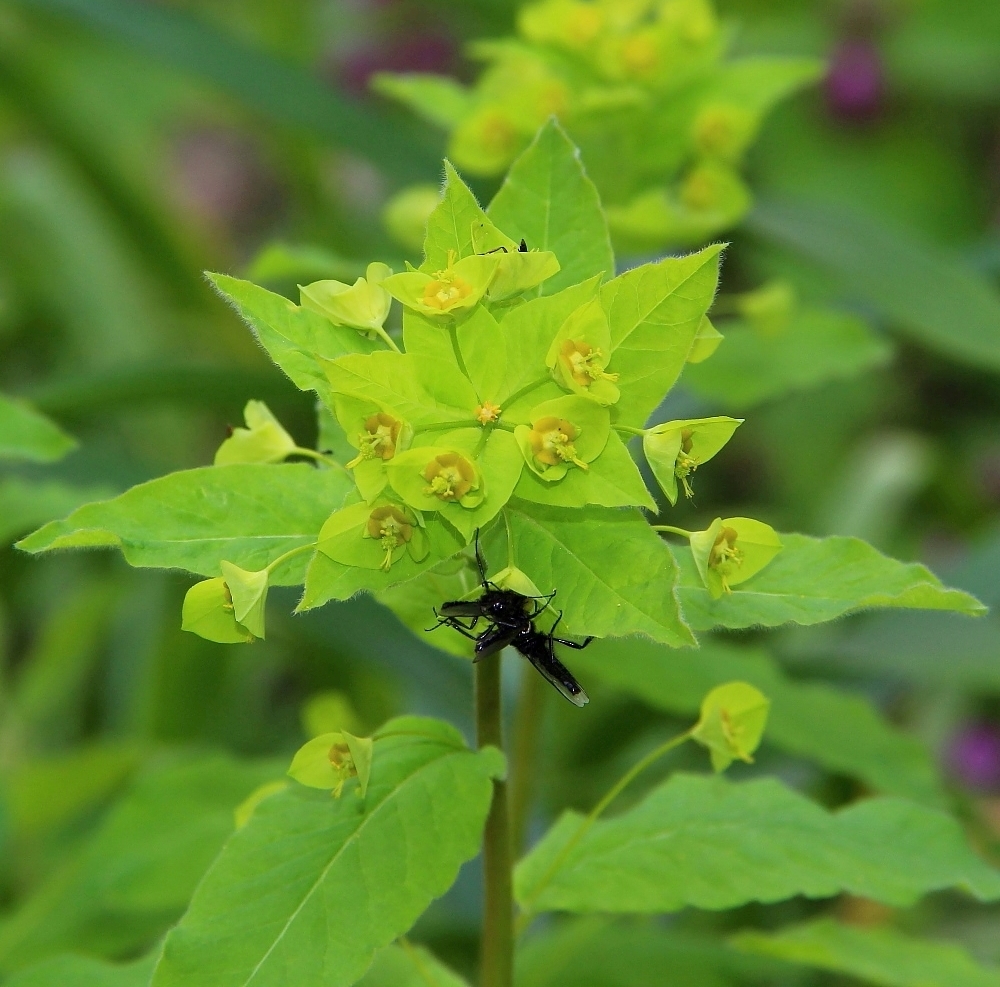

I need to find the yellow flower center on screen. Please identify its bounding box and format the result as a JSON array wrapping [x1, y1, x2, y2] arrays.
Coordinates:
[[366, 505, 413, 571], [529, 416, 589, 471], [561, 339, 619, 389], [709, 526, 743, 594], [347, 413, 403, 469], [674, 428, 698, 499], [422, 452, 476, 502], [327, 740, 357, 798], [475, 401, 502, 424]]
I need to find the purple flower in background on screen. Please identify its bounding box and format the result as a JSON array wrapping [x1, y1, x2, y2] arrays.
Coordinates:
[[825, 39, 884, 121], [948, 724, 1000, 791]]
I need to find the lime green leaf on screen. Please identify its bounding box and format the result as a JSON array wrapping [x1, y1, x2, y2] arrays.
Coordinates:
[[421, 161, 491, 271], [749, 199, 1000, 373], [17, 465, 351, 585], [517, 918, 781, 987], [457, 304, 507, 403], [0, 392, 75, 462], [0, 478, 114, 545], [181, 577, 254, 644], [299, 262, 393, 333], [602, 245, 723, 428], [358, 943, 471, 987], [691, 682, 770, 773], [683, 310, 893, 408], [0, 756, 282, 972], [733, 918, 1000, 987], [208, 274, 378, 405], [514, 430, 654, 509], [214, 400, 297, 466], [150, 719, 504, 987], [514, 774, 1000, 916], [235, 781, 290, 831], [671, 532, 987, 630], [3, 953, 156, 987], [325, 352, 478, 427], [487, 120, 614, 295], [571, 638, 945, 805], [490, 503, 694, 645]]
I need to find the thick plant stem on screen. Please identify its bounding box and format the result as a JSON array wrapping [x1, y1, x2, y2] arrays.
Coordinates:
[[476, 654, 514, 987], [508, 669, 546, 856]]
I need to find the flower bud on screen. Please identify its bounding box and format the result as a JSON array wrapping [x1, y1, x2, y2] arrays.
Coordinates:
[[300, 262, 393, 333], [643, 416, 742, 504], [214, 400, 296, 466], [689, 516, 783, 599], [383, 251, 500, 317], [692, 681, 770, 772]]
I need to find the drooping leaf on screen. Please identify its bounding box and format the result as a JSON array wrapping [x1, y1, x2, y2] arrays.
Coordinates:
[[209, 274, 379, 406], [517, 917, 785, 987], [749, 199, 1000, 373], [571, 638, 945, 805], [487, 502, 694, 646], [601, 245, 724, 428], [3, 953, 157, 987], [732, 918, 1000, 987], [0, 756, 281, 973], [17, 465, 352, 585], [356, 942, 471, 987], [515, 773, 1000, 916], [682, 309, 893, 408], [0, 392, 76, 462], [487, 120, 614, 295], [151, 718, 504, 987], [669, 532, 986, 631]]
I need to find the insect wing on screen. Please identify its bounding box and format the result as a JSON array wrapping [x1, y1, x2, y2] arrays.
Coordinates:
[[517, 634, 589, 707], [474, 624, 517, 660], [439, 599, 486, 619]]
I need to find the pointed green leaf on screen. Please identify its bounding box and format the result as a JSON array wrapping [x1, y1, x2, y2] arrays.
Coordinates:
[[3, 953, 157, 987], [357, 943, 471, 987], [488, 503, 694, 645], [487, 120, 614, 295], [515, 774, 1000, 916], [572, 638, 945, 805], [17, 465, 351, 585], [733, 918, 1000, 987], [151, 718, 504, 987], [601, 245, 723, 428], [209, 274, 378, 406], [671, 532, 987, 630], [421, 161, 490, 271], [683, 309, 893, 408], [0, 392, 75, 463], [0, 478, 114, 546]]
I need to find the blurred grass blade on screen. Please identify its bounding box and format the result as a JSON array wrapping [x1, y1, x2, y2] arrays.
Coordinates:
[[749, 198, 1000, 372], [12, 0, 439, 182]]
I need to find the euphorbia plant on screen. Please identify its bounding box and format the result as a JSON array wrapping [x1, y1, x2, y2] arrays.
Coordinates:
[[17, 123, 993, 987]]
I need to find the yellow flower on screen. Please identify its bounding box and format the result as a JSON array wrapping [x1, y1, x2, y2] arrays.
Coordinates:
[[558, 338, 619, 390], [423, 452, 478, 501], [423, 269, 473, 310], [347, 413, 405, 469], [366, 505, 414, 571], [528, 416, 589, 471], [475, 401, 502, 424]]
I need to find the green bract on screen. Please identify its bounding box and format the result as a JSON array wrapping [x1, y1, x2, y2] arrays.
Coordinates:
[[214, 400, 296, 466], [691, 681, 771, 772], [181, 577, 254, 644], [514, 395, 610, 482], [690, 516, 783, 599], [384, 252, 501, 317], [287, 730, 374, 798], [299, 261, 393, 334], [644, 416, 742, 504], [545, 296, 619, 405]]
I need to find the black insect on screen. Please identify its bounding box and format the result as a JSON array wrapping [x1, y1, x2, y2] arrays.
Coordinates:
[[479, 238, 529, 254], [430, 534, 592, 706]]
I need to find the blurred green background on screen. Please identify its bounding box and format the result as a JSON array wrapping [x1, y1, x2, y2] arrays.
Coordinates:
[[2, 0, 1000, 981]]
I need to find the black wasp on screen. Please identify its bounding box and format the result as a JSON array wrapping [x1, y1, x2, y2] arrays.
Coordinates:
[[430, 533, 593, 706]]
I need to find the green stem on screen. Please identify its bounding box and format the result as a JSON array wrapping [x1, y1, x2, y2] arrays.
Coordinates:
[[412, 420, 482, 436], [508, 670, 546, 857], [614, 424, 647, 437], [373, 327, 402, 353], [502, 375, 551, 410], [291, 447, 343, 470], [652, 524, 694, 539], [476, 655, 513, 987], [264, 542, 317, 577], [516, 727, 693, 932], [449, 324, 472, 380]]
